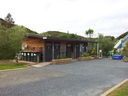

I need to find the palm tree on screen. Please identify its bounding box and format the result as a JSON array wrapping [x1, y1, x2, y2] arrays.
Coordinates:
[[85, 29, 94, 38]]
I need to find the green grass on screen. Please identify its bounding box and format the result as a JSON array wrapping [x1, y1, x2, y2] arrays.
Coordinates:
[[109, 82, 128, 96], [0, 63, 27, 70]]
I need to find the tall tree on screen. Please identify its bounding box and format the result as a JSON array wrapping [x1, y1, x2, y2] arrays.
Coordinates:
[[85, 29, 94, 38], [0, 25, 27, 59], [97, 33, 115, 56], [4, 13, 15, 24]]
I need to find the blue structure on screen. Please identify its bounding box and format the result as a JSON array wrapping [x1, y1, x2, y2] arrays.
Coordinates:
[[112, 55, 123, 60]]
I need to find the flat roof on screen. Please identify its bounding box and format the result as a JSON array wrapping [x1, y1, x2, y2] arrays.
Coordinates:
[[26, 34, 98, 43]]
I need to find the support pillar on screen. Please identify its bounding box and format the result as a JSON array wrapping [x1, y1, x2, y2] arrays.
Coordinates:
[[97, 43, 99, 56]]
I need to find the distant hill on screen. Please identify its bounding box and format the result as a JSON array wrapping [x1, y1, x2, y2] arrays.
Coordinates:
[[40, 31, 87, 40], [116, 31, 128, 39], [0, 18, 14, 28], [0, 18, 38, 34]]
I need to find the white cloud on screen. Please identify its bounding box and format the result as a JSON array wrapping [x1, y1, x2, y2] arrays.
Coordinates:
[[1, 0, 128, 38]]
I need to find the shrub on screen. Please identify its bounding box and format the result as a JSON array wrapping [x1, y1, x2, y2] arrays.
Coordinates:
[[56, 56, 69, 59], [88, 48, 96, 55], [81, 53, 90, 57], [121, 42, 128, 57]]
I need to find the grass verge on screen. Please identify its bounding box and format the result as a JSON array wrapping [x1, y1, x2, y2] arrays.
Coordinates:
[[0, 63, 27, 70], [109, 82, 128, 96]]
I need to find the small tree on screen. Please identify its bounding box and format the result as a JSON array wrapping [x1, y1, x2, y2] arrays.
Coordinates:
[[0, 25, 27, 59], [97, 33, 115, 56], [85, 29, 94, 38], [4, 13, 15, 24]]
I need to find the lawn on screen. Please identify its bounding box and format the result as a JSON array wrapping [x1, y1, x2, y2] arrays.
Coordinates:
[[109, 82, 128, 96], [0, 60, 27, 70]]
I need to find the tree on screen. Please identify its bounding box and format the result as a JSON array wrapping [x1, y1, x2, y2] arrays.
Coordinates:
[[0, 25, 27, 59], [4, 13, 15, 24], [121, 41, 128, 57], [85, 29, 94, 38], [97, 33, 115, 56]]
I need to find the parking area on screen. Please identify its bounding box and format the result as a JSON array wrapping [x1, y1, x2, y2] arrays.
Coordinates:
[[0, 58, 128, 96]]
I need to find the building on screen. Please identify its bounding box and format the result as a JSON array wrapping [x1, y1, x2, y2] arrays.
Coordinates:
[[22, 34, 98, 62]]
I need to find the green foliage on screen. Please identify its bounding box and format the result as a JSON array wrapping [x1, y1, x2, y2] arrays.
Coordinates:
[[4, 13, 15, 24], [81, 53, 90, 57], [57, 33, 69, 38], [56, 56, 69, 59], [97, 33, 115, 56], [105, 36, 115, 41], [0, 17, 38, 34], [0, 18, 14, 28], [57, 33, 78, 39], [40, 32, 50, 36], [88, 48, 96, 55], [0, 25, 27, 59], [121, 41, 128, 57], [40, 31, 86, 40], [85, 29, 94, 38]]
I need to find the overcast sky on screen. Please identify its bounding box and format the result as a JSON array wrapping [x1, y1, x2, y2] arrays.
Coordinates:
[[1, 0, 128, 38]]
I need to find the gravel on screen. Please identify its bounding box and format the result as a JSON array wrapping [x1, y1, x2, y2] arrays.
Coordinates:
[[0, 58, 128, 96]]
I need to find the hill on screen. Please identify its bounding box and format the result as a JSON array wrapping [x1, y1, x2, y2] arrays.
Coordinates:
[[0, 18, 38, 34], [116, 31, 128, 39], [40, 31, 87, 40]]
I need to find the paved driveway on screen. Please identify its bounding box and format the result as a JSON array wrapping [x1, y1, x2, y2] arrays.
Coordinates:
[[0, 58, 128, 96]]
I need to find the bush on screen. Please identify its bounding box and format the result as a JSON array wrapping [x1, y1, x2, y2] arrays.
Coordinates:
[[56, 56, 69, 59], [0, 25, 27, 59], [88, 48, 96, 55], [81, 53, 90, 57], [121, 42, 128, 57]]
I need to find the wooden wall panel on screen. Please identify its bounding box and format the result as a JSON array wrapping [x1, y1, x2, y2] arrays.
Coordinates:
[[60, 42, 66, 56], [22, 37, 44, 51]]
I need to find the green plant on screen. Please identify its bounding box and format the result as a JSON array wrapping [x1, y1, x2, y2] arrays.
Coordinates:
[[56, 56, 69, 59], [121, 42, 128, 57], [81, 53, 89, 57], [97, 34, 115, 56], [88, 48, 95, 55]]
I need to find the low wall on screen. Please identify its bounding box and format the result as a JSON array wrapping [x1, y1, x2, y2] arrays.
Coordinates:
[[51, 58, 72, 64], [123, 56, 128, 62], [78, 56, 92, 61], [91, 55, 99, 59]]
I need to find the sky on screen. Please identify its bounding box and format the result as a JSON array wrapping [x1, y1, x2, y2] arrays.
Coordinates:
[[1, 0, 128, 38]]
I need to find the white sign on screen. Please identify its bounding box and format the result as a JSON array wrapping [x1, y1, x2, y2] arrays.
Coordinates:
[[43, 37, 47, 39]]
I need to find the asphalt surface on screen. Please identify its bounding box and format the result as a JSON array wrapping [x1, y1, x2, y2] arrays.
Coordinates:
[[0, 58, 128, 96]]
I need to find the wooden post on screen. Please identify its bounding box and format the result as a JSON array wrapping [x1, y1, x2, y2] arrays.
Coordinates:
[[43, 41, 45, 62], [52, 42, 54, 59], [97, 43, 99, 56]]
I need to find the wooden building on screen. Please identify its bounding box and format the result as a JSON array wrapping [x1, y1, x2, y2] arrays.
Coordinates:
[[22, 34, 98, 62]]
